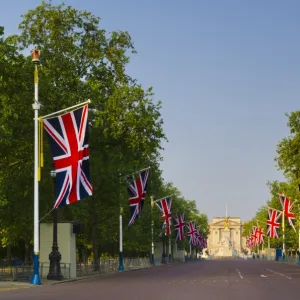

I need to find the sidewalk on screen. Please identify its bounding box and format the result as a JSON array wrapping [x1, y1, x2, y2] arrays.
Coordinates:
[[0, 261, 185, 292], [0, 281, 35, 292]]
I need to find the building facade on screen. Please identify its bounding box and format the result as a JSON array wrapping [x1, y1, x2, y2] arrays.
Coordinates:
[[207, 217, 246, 256]]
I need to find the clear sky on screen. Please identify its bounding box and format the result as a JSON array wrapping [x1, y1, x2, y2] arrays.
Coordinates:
[[1, 0, 299, 222]]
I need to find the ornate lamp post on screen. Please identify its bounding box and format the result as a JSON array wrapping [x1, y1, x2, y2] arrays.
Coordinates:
[[47, 170, 63, 280]]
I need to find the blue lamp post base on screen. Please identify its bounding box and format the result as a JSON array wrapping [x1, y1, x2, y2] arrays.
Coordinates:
[[118, 252, 124, 271], [30, 254, 41, 285]]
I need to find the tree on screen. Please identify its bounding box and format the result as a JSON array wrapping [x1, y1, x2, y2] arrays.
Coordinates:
[[275, 111, 300, 188], [0, 1, 168, 263]]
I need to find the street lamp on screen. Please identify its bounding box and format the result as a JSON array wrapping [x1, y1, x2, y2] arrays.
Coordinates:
[[47, 170, 63, 280]]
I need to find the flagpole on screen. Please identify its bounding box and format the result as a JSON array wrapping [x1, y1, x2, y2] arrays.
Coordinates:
[[118, 175, 124, 271], [168, 235, 172, 264], [41, 99, 91, 119], [30, 49, 41, 285], [282, 208, 286, 262], [268, 236, 270, 260], [153, 194, 173, 203], [124, 166, 150, 179], [151, 196, 155, 266]]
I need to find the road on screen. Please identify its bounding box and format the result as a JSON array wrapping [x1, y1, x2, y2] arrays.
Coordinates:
[[1, 259, 300, 299]]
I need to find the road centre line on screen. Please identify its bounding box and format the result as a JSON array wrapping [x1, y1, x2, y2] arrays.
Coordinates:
[[236, 268, 243, 279], [266, 268, 292, 280]]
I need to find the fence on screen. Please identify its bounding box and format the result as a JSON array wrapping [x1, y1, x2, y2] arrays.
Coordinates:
[[0, 257, 151, 281], [0, 263, 71, 281], [76, 257, 151, 277]]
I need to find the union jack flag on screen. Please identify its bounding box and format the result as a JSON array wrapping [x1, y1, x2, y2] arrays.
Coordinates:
[[267, 207, 282, 238], [174, 214, 185, 241], [155, 196, 172, 235], [246, 236, 252, 248], [126, 168, 150, 226], [279, 193, 296, 231], [251, 227, 258, 247], [199, 235, 207, 249], [256, 227, 264, 244], [186, 221, 197, 245], [42, 104, 93, 208]]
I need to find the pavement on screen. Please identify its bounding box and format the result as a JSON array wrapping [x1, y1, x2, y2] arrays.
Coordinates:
[[1, 260, 300, 299]]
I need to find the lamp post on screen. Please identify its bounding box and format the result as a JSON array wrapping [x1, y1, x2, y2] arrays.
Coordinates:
[[47, 170, 63, 280], [30, 49, 41, 285], [150, 196, 155, 266]]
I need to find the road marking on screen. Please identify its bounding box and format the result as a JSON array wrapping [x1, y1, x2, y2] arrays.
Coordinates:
[[260, 275, 267, 277], [236, 268, 243, 279], [266, 268, 292, 280]]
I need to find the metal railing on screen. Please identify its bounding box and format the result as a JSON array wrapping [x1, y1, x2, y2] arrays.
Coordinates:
[[76, 257, 151, 277], [0, 262, 71, 281]]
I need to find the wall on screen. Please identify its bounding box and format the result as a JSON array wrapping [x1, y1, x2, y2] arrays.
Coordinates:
[[40, 223, 76, 278]]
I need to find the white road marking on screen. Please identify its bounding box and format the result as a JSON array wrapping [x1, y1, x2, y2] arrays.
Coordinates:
[[266, 268, 292, 280], [236, 268, 243, 279], [260, 275, 267, 277]]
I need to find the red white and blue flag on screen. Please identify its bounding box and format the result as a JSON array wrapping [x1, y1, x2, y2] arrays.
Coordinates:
[[42, 104, 93, 208], [251, 227, 258, 247], [174, 214, 185, 241], [267, 207, 282, 239], [186, 221, 197, 245], [246, 236, 252, 249], [279, 193, 296, 231], [126, 168, 150, 226], [155, 196, 172, 235], [256, 227, 264, 244]]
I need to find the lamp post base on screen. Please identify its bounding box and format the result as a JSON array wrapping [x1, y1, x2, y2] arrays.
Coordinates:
[[30, 254, 41, 285], [47, 247, 63, 281], [118, 252, 124, 271]]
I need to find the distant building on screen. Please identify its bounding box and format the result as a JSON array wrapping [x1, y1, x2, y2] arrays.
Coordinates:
[[207, 217, 246, 256]]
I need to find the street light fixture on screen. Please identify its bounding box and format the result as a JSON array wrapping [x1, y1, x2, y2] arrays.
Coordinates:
[[47, 170, 63, 280]]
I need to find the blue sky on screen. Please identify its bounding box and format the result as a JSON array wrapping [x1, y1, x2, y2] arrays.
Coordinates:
[[1, 0, 300, 221]]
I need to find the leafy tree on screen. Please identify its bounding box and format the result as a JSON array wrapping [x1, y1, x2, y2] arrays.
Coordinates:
[[0, 1, 209, 264], [275, 111, 300, 188]]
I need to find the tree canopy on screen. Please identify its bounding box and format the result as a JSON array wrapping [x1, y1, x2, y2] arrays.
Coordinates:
[[0, 1, 208, 263]]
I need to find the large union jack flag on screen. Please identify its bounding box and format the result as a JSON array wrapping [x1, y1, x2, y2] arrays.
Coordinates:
[[267, 207, 282, 238], [279, 193, 296, 231], [174, 214, 185, 241], [126, 168, 150, 226], [43, 104, 93, 208], [155, 196, 172, 235]]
